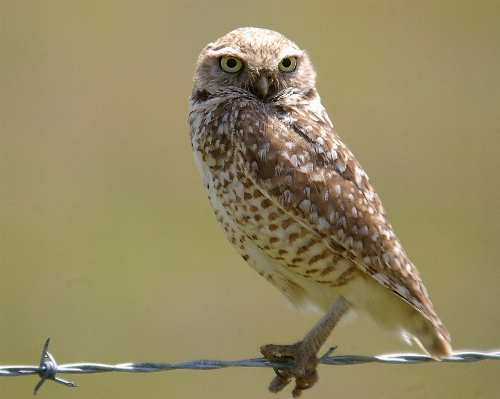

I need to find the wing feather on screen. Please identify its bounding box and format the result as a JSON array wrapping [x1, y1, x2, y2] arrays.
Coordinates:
[[235, 95, 449, 340]]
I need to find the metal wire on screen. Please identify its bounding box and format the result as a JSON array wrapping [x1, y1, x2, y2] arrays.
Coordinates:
[[1, 338, 499, 395]]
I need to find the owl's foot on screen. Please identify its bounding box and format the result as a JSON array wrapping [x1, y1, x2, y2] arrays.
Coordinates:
[[260, 341, 319, 397], [259, 295, 350, 397]]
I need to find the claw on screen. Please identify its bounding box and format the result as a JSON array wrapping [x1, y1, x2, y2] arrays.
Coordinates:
[[261, 342, 320, 396], [269, 370, 293, 393], [260, 296, 350, 396]]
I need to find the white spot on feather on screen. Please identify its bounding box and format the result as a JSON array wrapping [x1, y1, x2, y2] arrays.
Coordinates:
[[299, 199, 312, 213], [382, 253, 390, 264], [318, 217, 330, 230]]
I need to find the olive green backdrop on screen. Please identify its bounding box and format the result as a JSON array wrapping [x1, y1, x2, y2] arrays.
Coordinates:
[[1, 1, 499, 398]]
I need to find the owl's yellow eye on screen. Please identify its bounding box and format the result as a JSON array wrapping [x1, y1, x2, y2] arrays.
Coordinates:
[[220, 56, 243, 73], [279, 56, 297, 72]]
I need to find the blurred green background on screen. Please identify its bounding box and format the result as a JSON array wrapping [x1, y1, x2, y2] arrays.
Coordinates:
[[1, 1, 499, 398]]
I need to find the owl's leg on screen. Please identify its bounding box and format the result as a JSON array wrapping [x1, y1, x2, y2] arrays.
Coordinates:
[[260, 295, 350, 397]]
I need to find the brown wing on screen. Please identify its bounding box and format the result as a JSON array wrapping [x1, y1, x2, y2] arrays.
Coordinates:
[[235, 93, 449, 340]]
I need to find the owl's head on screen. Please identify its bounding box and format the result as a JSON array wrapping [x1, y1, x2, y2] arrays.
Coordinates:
[[192, 27, 316, 102]]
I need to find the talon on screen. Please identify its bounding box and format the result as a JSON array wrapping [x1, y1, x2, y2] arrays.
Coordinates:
[[269, 372, 292, 393], [273, 367, 288, 379], [292, 387, 304, 398], [260, 342, 320, 396], [297, 370, 318, 391], [292, 368, 318, 397]]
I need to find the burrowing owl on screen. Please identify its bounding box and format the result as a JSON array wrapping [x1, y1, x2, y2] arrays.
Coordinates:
[[188, 27, 451, 396]]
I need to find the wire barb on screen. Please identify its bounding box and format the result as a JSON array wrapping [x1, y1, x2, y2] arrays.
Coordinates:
[[0, 339, 498, 395], [33, 338, 77, 395]]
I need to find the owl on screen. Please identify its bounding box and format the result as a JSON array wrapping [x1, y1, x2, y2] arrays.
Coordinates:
[[188, 27, 451, 396]]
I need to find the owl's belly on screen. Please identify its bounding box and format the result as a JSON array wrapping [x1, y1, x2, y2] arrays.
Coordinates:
[[197, 156, 359, 308]]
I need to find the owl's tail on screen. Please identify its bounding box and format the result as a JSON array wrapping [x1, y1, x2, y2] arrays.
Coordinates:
[[403, 311, 452, 360], [340, 273, 452, 360]]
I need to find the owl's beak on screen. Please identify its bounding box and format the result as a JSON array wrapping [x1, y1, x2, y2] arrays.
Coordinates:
[[252, 72, 274, 102]]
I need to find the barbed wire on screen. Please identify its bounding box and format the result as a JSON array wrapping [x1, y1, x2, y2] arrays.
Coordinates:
[[1, 338, 499, 395]]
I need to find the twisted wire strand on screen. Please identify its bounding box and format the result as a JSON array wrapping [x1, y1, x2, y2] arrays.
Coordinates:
[[1, 339, 499, 394]]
